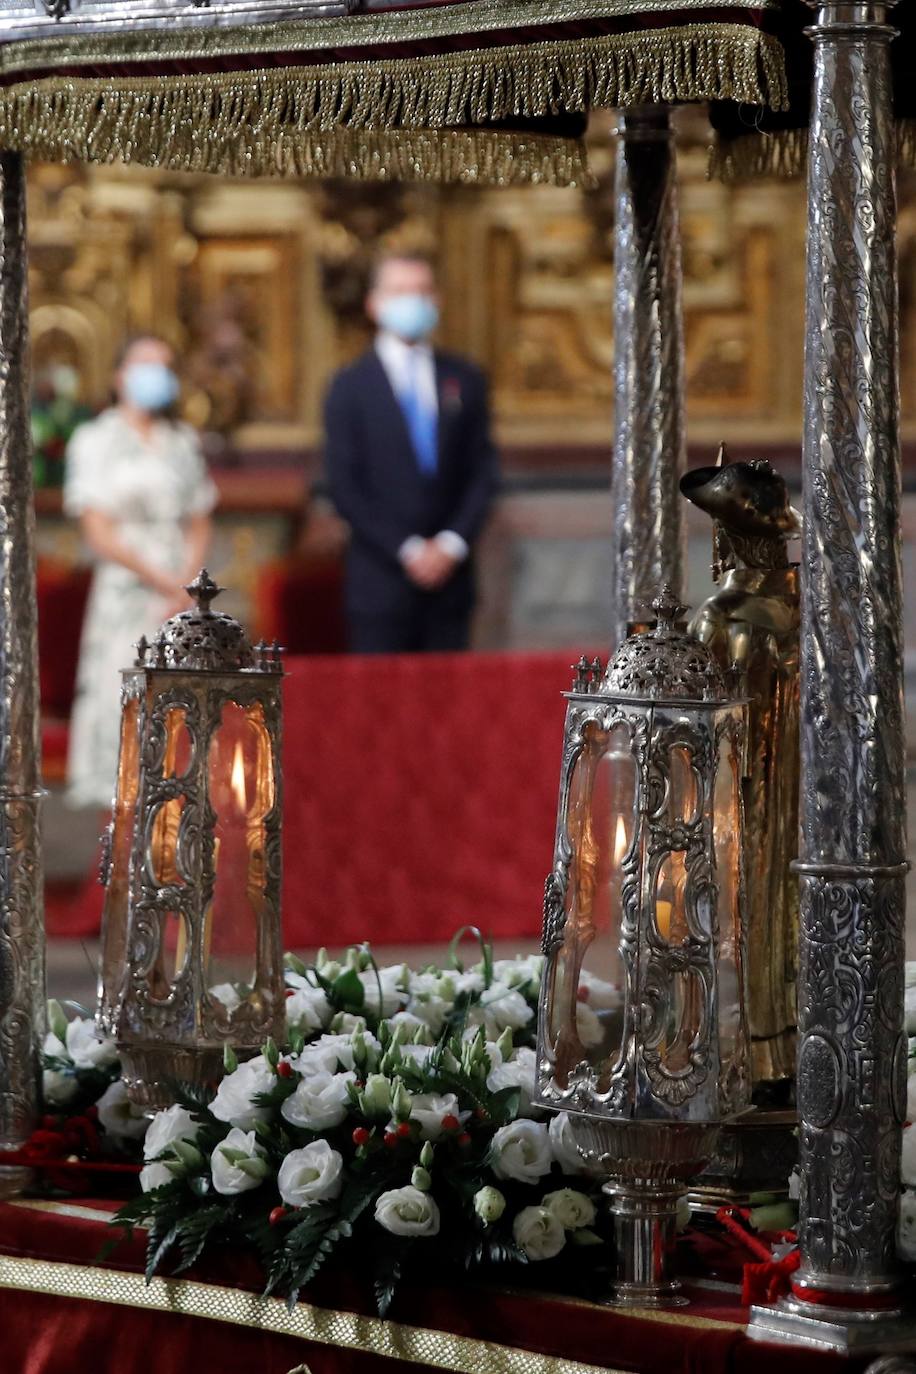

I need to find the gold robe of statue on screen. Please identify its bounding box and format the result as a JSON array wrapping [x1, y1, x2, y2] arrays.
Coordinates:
[[681, 451, 800, 1096]]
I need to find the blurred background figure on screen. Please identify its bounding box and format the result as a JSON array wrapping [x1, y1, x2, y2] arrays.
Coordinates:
[[324, 252, 498, 653], [64, 335, 217, 809]]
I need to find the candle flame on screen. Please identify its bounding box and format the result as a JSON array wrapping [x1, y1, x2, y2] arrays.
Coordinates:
[[230, 741, 247, 812], [613, 815, 628, 866]]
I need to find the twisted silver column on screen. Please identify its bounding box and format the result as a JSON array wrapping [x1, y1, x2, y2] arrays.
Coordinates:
[[750, 6, 908, 1346], [0, 152, 44, 1153], [610, 106, 686, 646]]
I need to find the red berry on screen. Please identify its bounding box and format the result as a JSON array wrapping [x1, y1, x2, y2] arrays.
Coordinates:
[[383, 1131, 398, 1149], [276, 1060, 293, 1079], [576, 985, 589, 1003], [352, 1127, 370, 1147], [285, 988, 295, 998], [457, 1132, 472, 1147], [441, 1114, 460, 1132], [396, 1121, 412, 1139], [269, 1206, 287, 1226]]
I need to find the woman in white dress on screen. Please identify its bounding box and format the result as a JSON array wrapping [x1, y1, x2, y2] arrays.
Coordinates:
[[64, 336, 217, 809]]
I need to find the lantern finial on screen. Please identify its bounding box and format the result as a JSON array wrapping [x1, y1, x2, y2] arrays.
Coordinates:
[[650, 583, 689, 630], [184, 568, 225, 613]]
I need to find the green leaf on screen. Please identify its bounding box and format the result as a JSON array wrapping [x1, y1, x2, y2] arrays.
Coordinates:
[[332, 967, 365, 1009]]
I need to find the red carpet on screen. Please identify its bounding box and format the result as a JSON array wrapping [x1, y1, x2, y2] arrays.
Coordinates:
[[47, 650, 581, 949]]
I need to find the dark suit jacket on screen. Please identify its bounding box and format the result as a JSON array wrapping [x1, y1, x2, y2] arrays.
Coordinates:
[[325, 347, 498, 618]]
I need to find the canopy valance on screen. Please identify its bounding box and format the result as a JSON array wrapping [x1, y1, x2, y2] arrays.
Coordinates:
[[0, 0, 787, 183], [711, 0, 916, 178]]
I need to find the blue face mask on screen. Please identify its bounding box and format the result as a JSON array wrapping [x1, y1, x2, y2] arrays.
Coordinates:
[[377, 294, 439, 343], [123, 361, 180, 414]]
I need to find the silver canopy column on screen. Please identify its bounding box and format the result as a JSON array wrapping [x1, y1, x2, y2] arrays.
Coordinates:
[[610, 105, 686, 645], [750, 0, 910, 1351], [0, 151, 45, 1162]]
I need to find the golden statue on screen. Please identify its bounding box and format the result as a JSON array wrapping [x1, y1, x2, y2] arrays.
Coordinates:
[[681, 447, 800, 1098]]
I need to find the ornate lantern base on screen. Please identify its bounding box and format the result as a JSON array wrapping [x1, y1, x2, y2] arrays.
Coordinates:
[[568, 1116, 720, 1307], [120, 1045, 228, 1114], [688, 1109, 797, 1210]]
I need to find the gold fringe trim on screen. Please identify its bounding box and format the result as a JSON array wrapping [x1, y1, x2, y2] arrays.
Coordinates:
[[3, 117, 593, 187], [712, 119, 916, 184], [0, 27, 788, 174], [0, 0, 785, 83], [0, 1252, 634, 1374]]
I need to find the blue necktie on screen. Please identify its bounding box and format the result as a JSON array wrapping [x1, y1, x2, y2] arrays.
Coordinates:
[[398, 352, 438, 477]]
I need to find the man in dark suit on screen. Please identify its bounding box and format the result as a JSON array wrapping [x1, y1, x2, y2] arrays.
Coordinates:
[[325, 253, 498, 653]]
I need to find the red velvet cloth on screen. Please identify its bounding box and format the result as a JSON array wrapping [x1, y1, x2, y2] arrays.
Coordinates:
[[280, 650, 575, 948], [0, 1199, 863, 1374]]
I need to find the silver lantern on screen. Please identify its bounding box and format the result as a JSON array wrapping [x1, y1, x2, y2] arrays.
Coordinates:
[[97, 570, 285, 1111], [535, 587, 750, 1306]]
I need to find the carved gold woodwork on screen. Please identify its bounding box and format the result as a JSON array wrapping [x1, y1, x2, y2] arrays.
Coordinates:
[[25, 119, 911, 453]]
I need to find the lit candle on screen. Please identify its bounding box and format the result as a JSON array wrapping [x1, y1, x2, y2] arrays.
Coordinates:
[[656, 900, 673, 941]]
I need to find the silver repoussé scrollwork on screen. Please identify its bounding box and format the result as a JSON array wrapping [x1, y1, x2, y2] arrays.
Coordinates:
[[610, 106, 686, 646], [0, 152, 45, 1150], [794, 0, 906, 1305]]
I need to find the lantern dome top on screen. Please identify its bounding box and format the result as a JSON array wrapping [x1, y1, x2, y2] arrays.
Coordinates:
[[602, 585, 726, 701], [136, 569, 283, 674]]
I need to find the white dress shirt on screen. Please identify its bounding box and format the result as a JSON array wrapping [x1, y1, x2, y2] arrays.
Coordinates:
[[375, 330, 469, 568]]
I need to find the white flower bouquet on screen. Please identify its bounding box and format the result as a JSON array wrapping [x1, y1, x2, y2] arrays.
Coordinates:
[[113, 937, 610, 1312]]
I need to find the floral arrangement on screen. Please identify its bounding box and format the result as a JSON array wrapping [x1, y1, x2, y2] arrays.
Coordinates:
[[112, 939, 614, 1312]]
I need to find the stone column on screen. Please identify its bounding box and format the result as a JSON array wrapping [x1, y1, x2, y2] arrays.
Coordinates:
[[610, 106, 686, 646], [0, 151, 45, 1154], [751, 2, 907, 1347]]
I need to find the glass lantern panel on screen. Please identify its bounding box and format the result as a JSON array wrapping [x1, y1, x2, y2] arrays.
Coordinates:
[[162, 707, 193, 778], [667, 745, 699, 826], [546, 721, 635, 1086], [148, 910, 190, 1002], [99, 693, 141, 1026], [205, 700, 275, 1012], [649, 854, 707, 1072], [713, 721, 744, 1072], [149, 795, 188, 887]]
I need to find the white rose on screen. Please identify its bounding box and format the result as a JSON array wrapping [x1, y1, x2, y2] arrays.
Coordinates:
[[493, 957, 543, 989], [473, 1186, 506, 1223], [140, 1162, 173, 1192], [541, 1188, 596, 1230], [42, 1068, 78, 1107], [359, 967, 408, 1018], [899, 1189, 916, 1262], [295, 1033, 379, 1077], [409, 971, 454, 1001], [453, 970, 485, 996], [144, 1104, 198, 1161], [408, 1092, 462, 1141], [43, 1029, 67, 1060], [491, 1120, 553, 1183], [209, 983, 242, 1013], [277, 1140, 344, 1208], [65, 1018, 119, 1070], [286, 985, 333, 1033], [281, 1071, 355, 1132], [404, 996, 448, 1036], [513, 1205, 565, 1261], [487, 1047, 538, 1117], [211, 1127, 268, 1196], [375, 1185, 441, 1237], [902, 1127, 916, 1186], [576, 1003, 605, 1051], [477, 984, 534, 1032], [96, 1079, 149, 1142], [548, 1112, 585, 1175], [210, 1056, 275, 1131]]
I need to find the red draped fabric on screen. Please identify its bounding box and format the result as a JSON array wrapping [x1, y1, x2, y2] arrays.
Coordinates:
[[0, 1199, 861, 1374], [279, 651, 577, 949]]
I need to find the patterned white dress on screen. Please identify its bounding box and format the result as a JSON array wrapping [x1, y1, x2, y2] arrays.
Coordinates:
[[64, 408, 217, 808]]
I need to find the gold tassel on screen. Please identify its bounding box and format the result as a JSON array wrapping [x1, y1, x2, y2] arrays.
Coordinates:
[[0, 25, 788, 183], [712, 120, 916, 185]]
